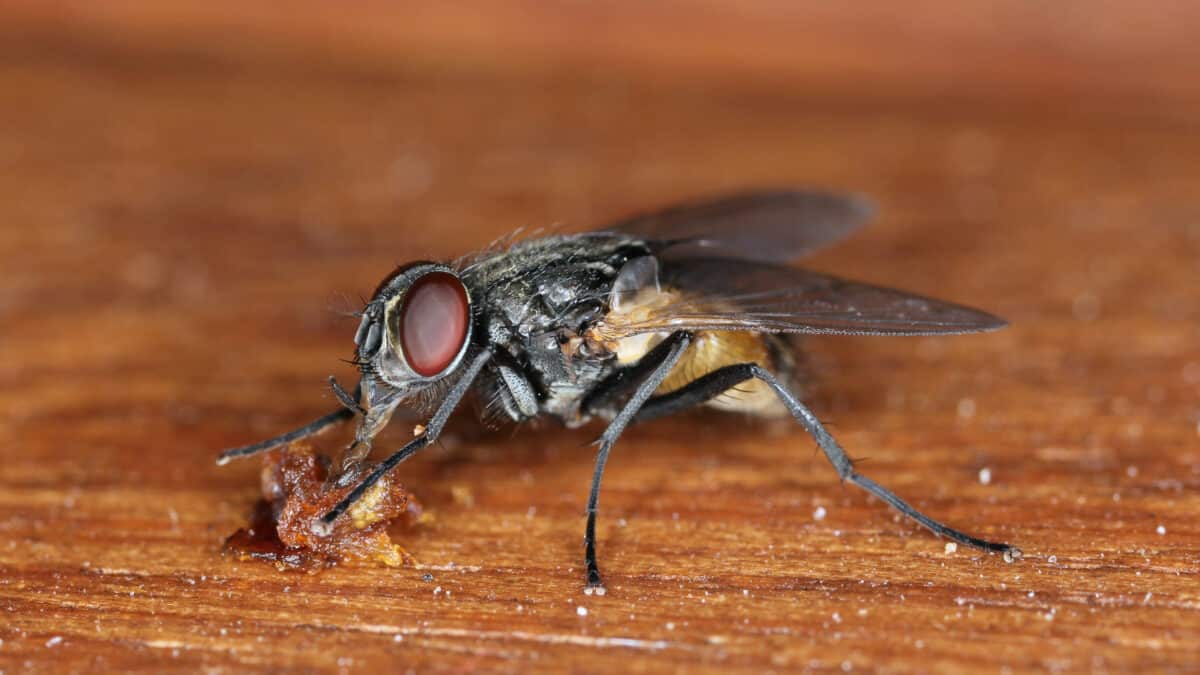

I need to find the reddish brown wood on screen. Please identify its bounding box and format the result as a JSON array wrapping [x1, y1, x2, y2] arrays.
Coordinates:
[[1, 3, 1197, 672]]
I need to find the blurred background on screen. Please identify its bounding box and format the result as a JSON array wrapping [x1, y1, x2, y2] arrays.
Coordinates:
[[2, 2, 1198, 671], [3, 0, 1196, 462]]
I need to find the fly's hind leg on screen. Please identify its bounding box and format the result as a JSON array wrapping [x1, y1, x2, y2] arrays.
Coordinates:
[[633, 362, 1022, 559]]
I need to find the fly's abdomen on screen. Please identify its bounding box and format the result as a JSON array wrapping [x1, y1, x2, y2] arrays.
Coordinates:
[[671, 331, 795, 416], [660, 330, 781, 413], [593, 280, 795, 416], [606, 327, 793, 416]]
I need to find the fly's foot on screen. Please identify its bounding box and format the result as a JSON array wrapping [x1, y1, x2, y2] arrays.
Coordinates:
[[584, 575, 607, 596], [310, 518, 335, 537]]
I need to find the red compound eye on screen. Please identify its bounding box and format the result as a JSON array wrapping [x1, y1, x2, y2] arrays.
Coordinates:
[[398, 272, 469, 377]]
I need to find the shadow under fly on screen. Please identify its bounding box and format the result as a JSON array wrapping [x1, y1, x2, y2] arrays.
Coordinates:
[[218, 189, 1022, 592]]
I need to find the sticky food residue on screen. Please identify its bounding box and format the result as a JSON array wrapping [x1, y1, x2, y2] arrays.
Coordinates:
[[223, 443, 422, 571]]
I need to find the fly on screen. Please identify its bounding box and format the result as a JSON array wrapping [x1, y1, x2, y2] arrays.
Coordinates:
[[217, 189, 1022, 591]]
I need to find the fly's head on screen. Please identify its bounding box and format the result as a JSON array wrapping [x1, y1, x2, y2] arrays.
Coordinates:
[[353, 262, 474, 413]]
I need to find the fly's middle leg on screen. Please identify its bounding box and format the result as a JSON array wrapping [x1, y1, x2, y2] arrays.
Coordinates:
[[583, 331, 693, 592]]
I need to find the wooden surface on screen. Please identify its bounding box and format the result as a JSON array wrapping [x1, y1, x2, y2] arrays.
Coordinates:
[[2, 3, 1199, 673]]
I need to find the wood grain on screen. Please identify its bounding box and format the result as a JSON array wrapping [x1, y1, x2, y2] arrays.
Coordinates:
[[1, 3, 1198, 673]]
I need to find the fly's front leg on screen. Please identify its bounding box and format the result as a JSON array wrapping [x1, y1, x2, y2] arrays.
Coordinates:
[[583, 331, 693, 593], [316, 348, 494, 532], [633, 361, 1021, 558], [216, 408, 355, 465], [493, 351, 540, 420]]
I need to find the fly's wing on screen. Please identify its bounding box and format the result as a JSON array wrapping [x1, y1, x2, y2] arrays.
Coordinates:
[[598, 256, 1007, 338], [599, 190, 875, 262]]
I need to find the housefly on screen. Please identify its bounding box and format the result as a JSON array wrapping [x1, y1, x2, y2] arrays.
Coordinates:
[[218, 189, 1021, 591]]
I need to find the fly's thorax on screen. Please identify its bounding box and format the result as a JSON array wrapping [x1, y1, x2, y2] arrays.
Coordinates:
[[464, 237, 646, 346]]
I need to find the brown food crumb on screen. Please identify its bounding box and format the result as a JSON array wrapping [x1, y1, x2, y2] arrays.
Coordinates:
[[450, 484, 475, 508], [224, 443, 421, 571]]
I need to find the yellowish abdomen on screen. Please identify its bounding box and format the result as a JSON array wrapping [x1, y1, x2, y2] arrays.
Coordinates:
[[597, 281, 793, 416], [613, 329, 788, 416]]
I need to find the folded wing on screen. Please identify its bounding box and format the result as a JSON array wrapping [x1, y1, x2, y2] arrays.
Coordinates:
[[598, 189, 874, 262], [600, 256, 1007, 338]]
